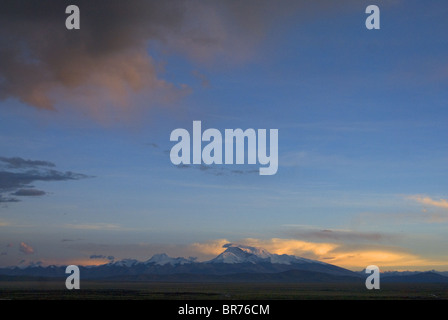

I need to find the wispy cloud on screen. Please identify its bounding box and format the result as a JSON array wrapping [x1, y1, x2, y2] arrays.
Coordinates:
[[325, 247, 442, 270], [89, 254, 114, 261], [0, 157, 55, 169], [408, 195, 448, 209], [0, 170, 88, 191], [283, 225, 398, 243], [241, 238, 338, 259], [353, 210, 448, 226], [11, 189, 46, 196], [175, 164, 258, 176], [61, 238, 83, 242], [0, 195, 19, 203], [64, 223, 124, 231], [146, 143, 160, 149], [0, 156, 91, 204], [19, 242, 34, 255], [190, 239, 230, 256]]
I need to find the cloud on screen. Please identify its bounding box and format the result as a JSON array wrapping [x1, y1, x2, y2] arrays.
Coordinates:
[[190, 239, 230, 256], [353, 210, 448, 225], [283, 226, 398, 243], [0, 0, 362, 120], [89, 254, 114, 261], [408, 195, 448, 209], [19, 242, 34, 255], [0, 156, 91, 203], [0, 157, 55, 169], [0, 195, 20, 203], [0, 170, 88, 192], [242, 238, 338, 259], [0, 0, 281, 117], [0, 1, 185, 113], [231, 169, 259, 175], [64, 223, 123, 230], [11, 189, 46, 196], [146, 143, 159, 149], [322, 247, 440, 270], [61, 238, 83, 242], [175, 164, 258, 176]]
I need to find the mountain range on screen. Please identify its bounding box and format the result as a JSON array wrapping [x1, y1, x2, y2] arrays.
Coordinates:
[[1, 243, 447, 283]]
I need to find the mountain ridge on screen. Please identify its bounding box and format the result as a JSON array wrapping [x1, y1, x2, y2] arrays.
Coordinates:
[[1, 243, 447, 283]]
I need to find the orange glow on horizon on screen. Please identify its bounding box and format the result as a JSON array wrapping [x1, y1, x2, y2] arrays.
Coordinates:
[[190, 238, 448, 271], [38, 258, 110, 267]]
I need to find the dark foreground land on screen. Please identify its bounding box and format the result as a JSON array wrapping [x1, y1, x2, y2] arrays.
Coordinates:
[[1, 281, 448, 300]]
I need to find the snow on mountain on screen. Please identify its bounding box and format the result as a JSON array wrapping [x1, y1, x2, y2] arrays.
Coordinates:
[[2, 244, 328, 273], [208, 243, 322, 265], [145, 253, 195, 266], [111, 259, 139, 267], [209, 246, 261, 264], [110, 254, 195, 267], [229, 243, 272, 259], [109, 244, 319, 267], [0, 244, 361, 278]]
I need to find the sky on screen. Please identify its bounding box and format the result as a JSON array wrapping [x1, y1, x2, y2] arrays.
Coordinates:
[[0, 0, 447, 271]]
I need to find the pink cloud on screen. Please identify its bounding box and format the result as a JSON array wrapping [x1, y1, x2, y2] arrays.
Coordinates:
[[19, 242, 34, 255]]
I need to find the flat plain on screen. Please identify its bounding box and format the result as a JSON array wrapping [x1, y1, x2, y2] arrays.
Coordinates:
[[1, 281, 448, 300]]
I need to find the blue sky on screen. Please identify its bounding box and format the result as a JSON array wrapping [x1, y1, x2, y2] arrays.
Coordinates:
[[0, 0, 447, 270]]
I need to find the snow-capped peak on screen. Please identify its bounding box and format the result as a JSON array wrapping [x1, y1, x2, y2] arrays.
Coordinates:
[[112, 259, 139, 267], [145, 253, 195, 266], [223, 243, 271, 259], [208, 243, 318, 265]]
